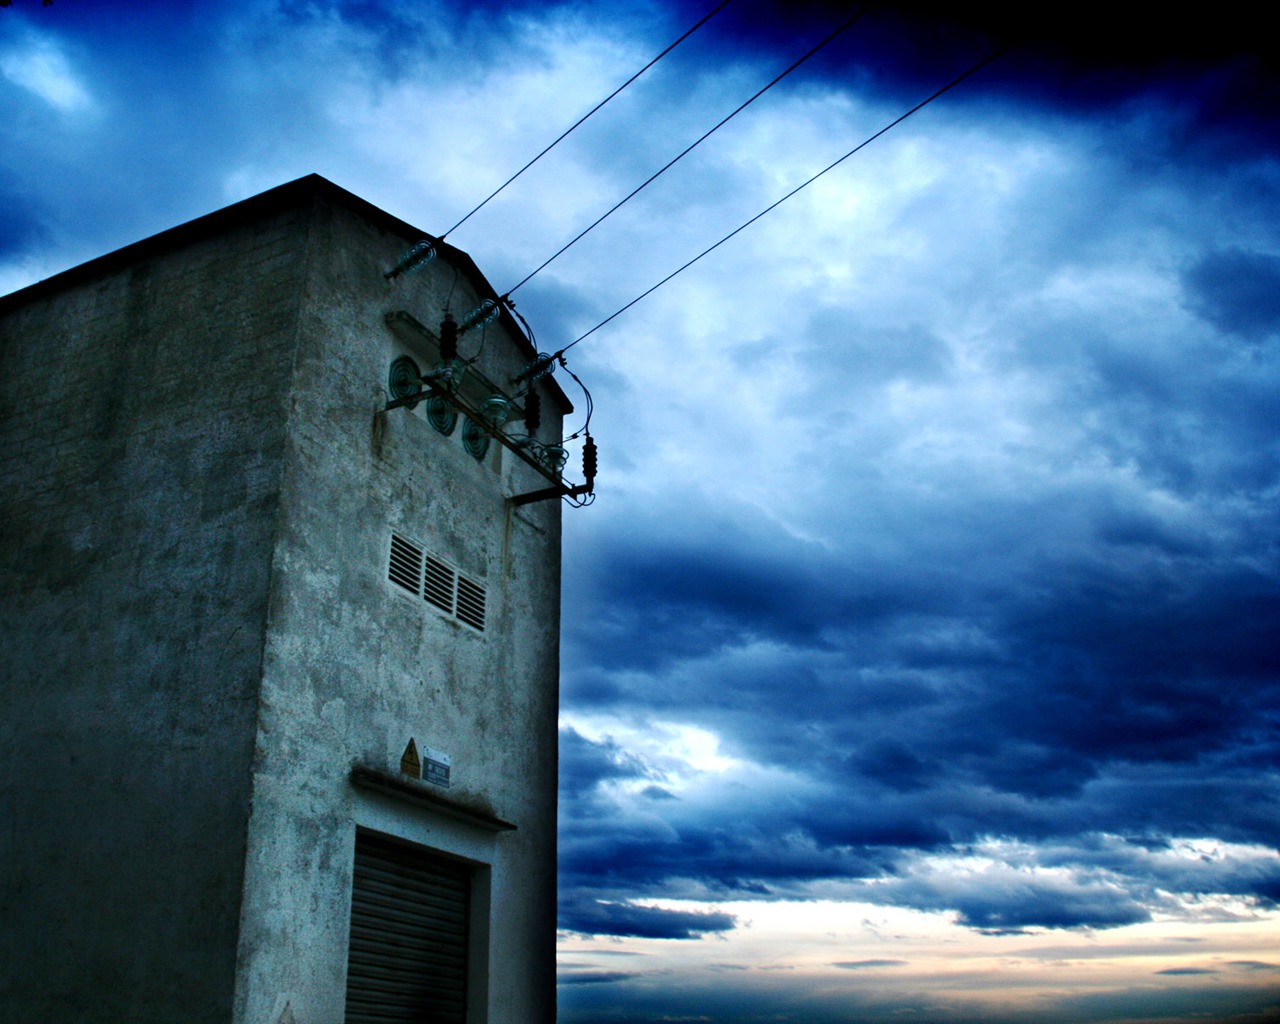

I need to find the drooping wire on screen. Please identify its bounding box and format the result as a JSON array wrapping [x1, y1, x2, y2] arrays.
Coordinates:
[[438, 0, 735, 241], [506, 338, 596, 505], [558, 41, 1014, 356], [502, 6, 871, 299], [443, 263, 461, 312], [558, 358, 596, 507], [508, 303, 591, 443], [506, 300, 539, 352], [558, 357, 594, 443]]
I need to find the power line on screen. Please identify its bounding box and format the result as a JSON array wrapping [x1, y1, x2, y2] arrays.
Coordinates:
[[558, 42, 1013, 356], [501, 6, 871, 299], [439, 0, 734, 241]]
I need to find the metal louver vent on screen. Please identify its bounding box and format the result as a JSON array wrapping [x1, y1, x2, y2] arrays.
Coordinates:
[[388, 533, 486, 633], [388, 534, 423, 594], [423, 556, 455, 614], [455, 577, 486, 632]]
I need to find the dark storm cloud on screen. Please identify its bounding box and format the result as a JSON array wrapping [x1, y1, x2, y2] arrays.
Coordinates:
[[902, 877, 1150, 932], [680, 0, 1280, 157], [849, 738, 936, 793], [558, 751, 1280, 926], [962, 569, 1280, 783], [559, 443, 1280, 927], [566, 487, 1280, 792], [0, 3, 281, 269], [1182, 248, 1280, 341], [564, 506, 899, 681], [1156, 968, 1220, 976], [557, 970, 640, 985], [559, 795, 894, 897], [563, 496, 978, 683], [572, 533, 852, 671], [559, 896, 736, 939], [561, 723, 1263, 934], [0, 193, 44, 260], [558, 725, 962, 902], [560, 726, 654, 801], [1253, 874, 1280, 905], [1067, 769, 1280, 850], [6, 0, 1279, 1006]]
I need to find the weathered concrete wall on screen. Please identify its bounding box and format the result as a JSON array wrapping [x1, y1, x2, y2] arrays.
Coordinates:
[[0, 180, 564, 1024], [0, 209, 310, 1021], [231, 199, 563, 1024]]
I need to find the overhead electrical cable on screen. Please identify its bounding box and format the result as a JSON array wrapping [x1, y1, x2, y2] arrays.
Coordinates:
[[501, 6, 871, 298], [558, 42, 1013, 355], [439, 0, 734, 240]]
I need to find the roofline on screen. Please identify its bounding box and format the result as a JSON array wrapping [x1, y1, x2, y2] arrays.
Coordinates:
[[0, 174, 572, 412]]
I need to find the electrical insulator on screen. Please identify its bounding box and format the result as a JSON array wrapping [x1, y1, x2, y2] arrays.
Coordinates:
[[460, 298, 500, 333], [439, 312, 458, 362], [385, 240, 436, 279], [524, 390, 541, 435], [583, 434, 598, 484], [514, 352, 556, 385]]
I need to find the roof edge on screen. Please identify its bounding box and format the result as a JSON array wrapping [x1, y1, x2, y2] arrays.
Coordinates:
[[0, 175, 336, 315], [0, 175, 572, 412]]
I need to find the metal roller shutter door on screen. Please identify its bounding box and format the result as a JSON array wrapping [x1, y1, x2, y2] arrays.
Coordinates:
[[344, 831, 471, 1024]]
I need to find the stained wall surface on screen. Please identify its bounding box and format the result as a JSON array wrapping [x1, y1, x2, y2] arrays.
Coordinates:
[[0, 205, 310, 1022], [0, 178, 564, 1024], [232, 197, 563, 1024]]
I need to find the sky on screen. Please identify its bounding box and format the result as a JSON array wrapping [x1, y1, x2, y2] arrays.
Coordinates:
[[3, 2, 1279, 1022]]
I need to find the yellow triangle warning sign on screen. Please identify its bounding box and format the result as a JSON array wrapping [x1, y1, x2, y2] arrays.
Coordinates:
[[400, 737, 421, 779]]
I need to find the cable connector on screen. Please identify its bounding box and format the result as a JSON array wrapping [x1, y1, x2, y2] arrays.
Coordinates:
[[439, 312, 458, 362], [582, 434, 598, 487]]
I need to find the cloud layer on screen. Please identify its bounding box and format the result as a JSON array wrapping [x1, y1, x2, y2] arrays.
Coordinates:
[[3, 1, 1278, 1020]]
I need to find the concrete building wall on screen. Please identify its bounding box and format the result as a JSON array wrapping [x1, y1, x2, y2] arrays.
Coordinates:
[[0, 178, 564, 1024], [232, 198, 563, 1024], [0, 206, 311, 1022]]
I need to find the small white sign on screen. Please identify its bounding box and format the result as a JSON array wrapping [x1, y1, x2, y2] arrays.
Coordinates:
[[423, 746, 451, 788]]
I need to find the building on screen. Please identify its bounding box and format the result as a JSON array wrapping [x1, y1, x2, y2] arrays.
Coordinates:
[[0, 175, 580, 1024]]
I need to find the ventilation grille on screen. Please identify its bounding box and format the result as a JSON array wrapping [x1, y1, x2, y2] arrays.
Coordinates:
[[455, 577, 486, 631], [423, 556, 455, 614], [388, 533, 486, 633], [388, 534, 423, 594]]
